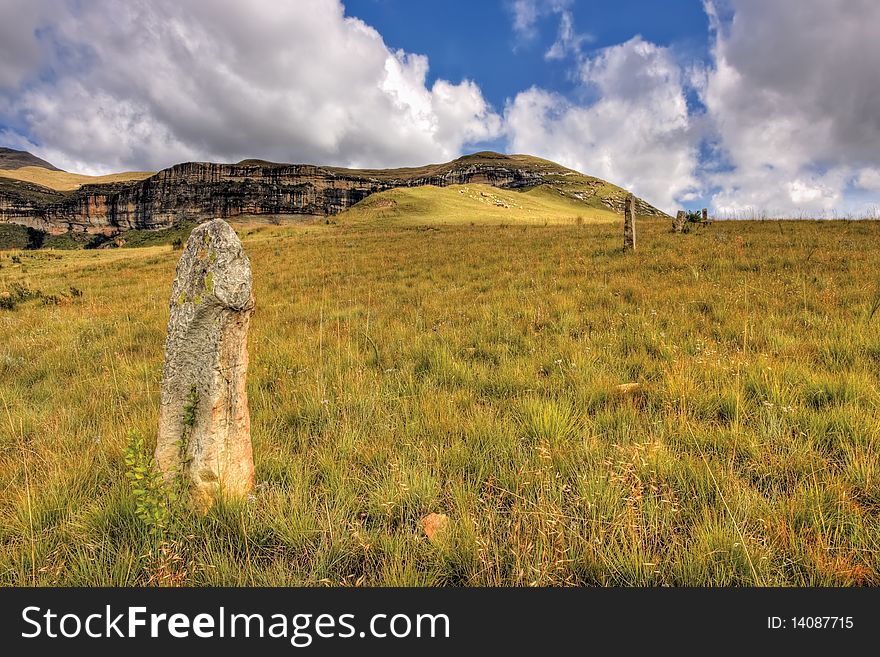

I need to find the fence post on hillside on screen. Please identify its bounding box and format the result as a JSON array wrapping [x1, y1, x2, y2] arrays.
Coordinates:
[[674, 210, 686, 233], [623, 195, 636, 252]]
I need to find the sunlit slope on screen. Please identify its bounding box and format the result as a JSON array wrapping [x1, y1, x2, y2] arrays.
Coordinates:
[[339, 183, 621, 225], [0, 166, 154, 191]]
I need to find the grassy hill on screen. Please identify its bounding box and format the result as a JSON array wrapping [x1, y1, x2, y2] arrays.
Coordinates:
[[336, 151, 662, 222], [339, 183, 620, 225], [0, 165, 154, 191]]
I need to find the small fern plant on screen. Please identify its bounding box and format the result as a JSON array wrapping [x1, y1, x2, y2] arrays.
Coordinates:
[[124, 430, 177, 541], [124, 385, 199, 540]]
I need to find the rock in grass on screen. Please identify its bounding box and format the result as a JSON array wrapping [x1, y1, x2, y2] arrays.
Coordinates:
[[422, 513, 449, 543], [156, 218, 255, 511], [615, 382, 642, 395]]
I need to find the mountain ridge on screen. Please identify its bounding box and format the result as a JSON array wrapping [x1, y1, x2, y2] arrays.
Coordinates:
[[0, 150, 667, 234]]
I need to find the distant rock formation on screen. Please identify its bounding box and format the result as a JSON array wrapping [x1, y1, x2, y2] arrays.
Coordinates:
[[0, 151, 667, 233]]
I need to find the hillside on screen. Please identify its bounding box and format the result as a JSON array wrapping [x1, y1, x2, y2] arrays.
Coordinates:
[[0, 147, 61, 170], [340, 152, 654, 224], [0, 150, 666, 236], [340, 182, 620, 225], [0, 165, 154, 191]]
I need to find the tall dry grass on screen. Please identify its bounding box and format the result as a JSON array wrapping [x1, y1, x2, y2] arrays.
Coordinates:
[[0, 218, 878, 585]]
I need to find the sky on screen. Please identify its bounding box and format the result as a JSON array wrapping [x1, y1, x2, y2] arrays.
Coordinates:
[[1, 0, 880, 217]]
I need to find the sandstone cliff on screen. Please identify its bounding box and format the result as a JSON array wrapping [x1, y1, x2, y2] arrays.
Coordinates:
[[0, 151, 666, 233]]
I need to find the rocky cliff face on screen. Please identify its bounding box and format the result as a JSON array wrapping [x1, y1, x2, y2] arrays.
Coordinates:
[[0, 152, 666, 233]]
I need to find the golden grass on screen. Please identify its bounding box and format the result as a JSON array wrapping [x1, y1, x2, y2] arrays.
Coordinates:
[[0, 166, 154, 191], [339, 183, 619, 225], [0, 217, 878, 586]]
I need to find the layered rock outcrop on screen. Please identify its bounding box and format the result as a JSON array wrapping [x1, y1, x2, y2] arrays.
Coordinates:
[[0, 152, 667, 233]]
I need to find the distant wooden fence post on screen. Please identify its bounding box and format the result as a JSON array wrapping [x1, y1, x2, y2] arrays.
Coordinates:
[[623, 195, 636, 252]]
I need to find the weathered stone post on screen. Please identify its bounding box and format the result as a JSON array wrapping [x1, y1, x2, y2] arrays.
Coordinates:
[[674, 210, 686, 233], [701, 208, 709, 223], [156, 218, 255, 511], [623, 194, 636, 251]]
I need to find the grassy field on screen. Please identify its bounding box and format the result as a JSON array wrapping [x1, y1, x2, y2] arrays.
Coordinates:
[[0, 214, 879, 586], [0, 166, 154, 191]]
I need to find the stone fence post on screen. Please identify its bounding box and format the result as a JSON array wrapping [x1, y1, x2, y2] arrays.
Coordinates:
[[674, 210, 686, 233], [623, 195, 636, 251], [156, 218, 255, 511]]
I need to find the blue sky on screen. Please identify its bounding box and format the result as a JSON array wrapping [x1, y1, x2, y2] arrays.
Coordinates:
[[2, 0, 879, 216], [346, 0, 711, 110]]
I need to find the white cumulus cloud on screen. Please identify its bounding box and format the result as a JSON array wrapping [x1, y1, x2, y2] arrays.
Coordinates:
[[505, 37, 700, 212], [0, 0, 501, 173], [702, 0, 880, 216], [3, 0, 880, 219], [856, 168, 880, 192], [506, 0, 880, 216]]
